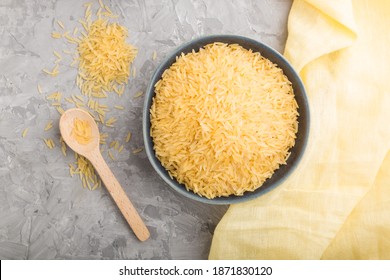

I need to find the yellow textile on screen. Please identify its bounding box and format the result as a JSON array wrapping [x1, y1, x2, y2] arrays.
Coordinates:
[[209, 0, 390, 259]]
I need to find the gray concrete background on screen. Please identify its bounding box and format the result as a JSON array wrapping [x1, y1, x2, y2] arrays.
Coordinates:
[[0, 0, 292, 259]]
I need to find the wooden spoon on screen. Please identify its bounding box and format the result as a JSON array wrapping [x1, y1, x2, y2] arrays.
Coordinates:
[[59, 108, 150, 241]]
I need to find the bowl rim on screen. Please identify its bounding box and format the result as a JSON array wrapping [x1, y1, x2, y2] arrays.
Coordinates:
[[142, 34, 310, 205]]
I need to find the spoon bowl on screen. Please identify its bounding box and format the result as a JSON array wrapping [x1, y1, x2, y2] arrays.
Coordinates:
[[59, 108, 150, 242], [59, 108, 100, 157]]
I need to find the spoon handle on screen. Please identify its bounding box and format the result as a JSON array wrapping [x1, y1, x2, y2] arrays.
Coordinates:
[[89, 150, 150, 241]]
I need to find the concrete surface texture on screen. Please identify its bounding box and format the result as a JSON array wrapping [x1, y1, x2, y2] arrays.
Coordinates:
[[0, 0, 292, 259]]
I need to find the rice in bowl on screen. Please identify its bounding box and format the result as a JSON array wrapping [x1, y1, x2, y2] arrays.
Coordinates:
[[150, 42, 298, 199]]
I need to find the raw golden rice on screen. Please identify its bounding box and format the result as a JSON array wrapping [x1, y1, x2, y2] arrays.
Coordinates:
[[51, 32, 62, 39], [56, 20, 65, 30], [71, 118, 92, 145], [134, 91, 143, 98], [47, 91, 62, 101], [125, 132, 131, 143], [22, 128, 29, 138], [37, 84, 43, 94], [132, 147, 143, 154], [150, 43, 299, 199], [76, 17, 137, 97], [44, 121, 53, 131], [37, 0, 135, 192], [44, 138, 55, 149], [56, 106, 65, 115]]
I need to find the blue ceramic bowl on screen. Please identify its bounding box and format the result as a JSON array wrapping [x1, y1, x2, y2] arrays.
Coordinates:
[[143, 35, 309, 205]]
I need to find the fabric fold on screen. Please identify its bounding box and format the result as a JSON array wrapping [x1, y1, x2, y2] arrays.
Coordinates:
[[321, 150, 390, 259], [284, 0, 357, 73]]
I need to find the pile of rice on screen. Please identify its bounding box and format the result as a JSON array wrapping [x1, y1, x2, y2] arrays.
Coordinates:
[[37, 1, 139, 190], [150, 43, 298, 199], [77, 18, 137, 97]]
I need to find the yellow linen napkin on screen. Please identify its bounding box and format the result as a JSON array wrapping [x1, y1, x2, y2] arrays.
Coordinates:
[[209, 0, 390, 259]]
